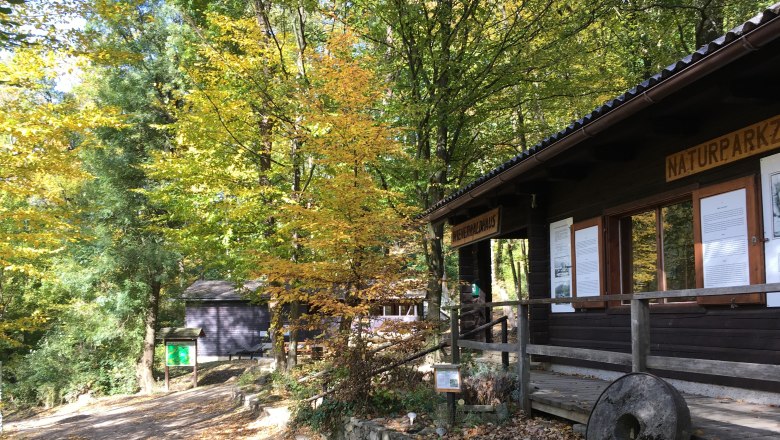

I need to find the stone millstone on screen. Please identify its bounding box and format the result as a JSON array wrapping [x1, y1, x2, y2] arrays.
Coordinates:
[[586, 373, 691, 440]]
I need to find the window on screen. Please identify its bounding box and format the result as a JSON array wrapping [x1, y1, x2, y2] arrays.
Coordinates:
[[602, 175, 764, 307], [618, 200, 696, 303]]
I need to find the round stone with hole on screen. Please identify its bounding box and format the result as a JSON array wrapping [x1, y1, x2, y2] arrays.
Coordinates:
[[586, 372, 691, 440]]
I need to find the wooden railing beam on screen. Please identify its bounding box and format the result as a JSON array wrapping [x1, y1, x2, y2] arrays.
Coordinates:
[[517, 303, 531, 414], [631, 298, 650, 373]]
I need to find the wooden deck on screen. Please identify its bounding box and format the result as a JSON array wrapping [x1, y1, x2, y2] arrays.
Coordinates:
[[530, 370, 780, 439]]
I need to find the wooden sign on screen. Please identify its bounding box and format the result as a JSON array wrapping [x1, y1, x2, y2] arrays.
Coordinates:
[[433, 364, 462, 392], [666, 115, 780, 182], [451, 208, 500, 248]]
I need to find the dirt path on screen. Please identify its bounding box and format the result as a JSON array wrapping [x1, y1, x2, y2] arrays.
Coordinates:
[[5, 363, 292, 440]]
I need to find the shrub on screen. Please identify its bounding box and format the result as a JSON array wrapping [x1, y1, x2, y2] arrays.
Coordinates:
[[292, 399, 355, 436]]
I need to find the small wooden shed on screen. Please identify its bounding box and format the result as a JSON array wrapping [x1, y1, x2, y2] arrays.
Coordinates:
[[182, 280, 269, 362]]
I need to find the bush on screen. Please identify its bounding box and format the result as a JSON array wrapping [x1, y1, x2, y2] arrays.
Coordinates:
[[461, 363, 519, 405], [7, 301, 142, 408], [292, 399, 355, 436]]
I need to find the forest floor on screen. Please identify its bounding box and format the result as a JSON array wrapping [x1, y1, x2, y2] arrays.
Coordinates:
[[3, 360, 291, 440], [4, 359, 583, 440]]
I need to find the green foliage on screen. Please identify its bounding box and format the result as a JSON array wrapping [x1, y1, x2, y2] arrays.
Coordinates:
[[7, 300, 141, 407], [270, 370, 318, 400], [399, 384, 442, 415], [293, 399, 355, 435]]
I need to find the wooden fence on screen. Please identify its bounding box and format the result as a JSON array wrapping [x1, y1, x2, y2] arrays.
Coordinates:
[[449, 282, 780, 414]]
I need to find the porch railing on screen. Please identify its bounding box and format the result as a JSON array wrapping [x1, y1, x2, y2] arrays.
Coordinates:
[[448, 282, 780, 414]]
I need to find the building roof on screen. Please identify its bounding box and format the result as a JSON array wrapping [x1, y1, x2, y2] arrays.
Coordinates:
[[421, 2, 780, 223], [181, 280, 263, 301], [156, 327, 205, 340]]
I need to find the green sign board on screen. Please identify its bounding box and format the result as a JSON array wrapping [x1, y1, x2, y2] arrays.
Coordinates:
[[166, 342, 195, 367]]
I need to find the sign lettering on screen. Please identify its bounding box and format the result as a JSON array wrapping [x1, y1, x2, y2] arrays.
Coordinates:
[[451, 208, 500, 248], [666, 115, 780, 182]]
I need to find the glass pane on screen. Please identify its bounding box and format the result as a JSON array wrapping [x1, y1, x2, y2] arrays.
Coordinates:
[[663, 201, 696, 297], [629, 210, 659, 293]]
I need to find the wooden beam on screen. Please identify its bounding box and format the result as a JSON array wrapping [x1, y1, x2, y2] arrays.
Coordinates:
[[646, 356, 780, 383], [530, 401, 590, 425], [631, 299, 650, 373], [526, 345, 632, 366], [518, 304, 531, 414], [501, 318, 509, 370], [451, 282, 780, 308], [448, 308, 460, 427], [458, 340, 519, 352]]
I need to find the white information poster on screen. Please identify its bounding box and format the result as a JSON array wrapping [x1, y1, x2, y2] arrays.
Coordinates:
[[700, 189, 750, 288], [433, 364, 461, 392], [550, 218, 574, 313], [574, 226, 601, 298], [761, 153, 780, 307]]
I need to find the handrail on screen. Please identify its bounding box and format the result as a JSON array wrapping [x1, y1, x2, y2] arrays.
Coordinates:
[[448, 282, 780, 310], [442, 282, 780, 416]]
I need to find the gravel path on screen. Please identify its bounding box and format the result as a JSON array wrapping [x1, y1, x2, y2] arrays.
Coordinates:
[[5, 362, 289, 440]]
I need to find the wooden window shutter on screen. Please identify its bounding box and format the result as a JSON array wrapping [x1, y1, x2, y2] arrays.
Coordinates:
[[571, 217, 606, 309], [692, 175, 765, 305]]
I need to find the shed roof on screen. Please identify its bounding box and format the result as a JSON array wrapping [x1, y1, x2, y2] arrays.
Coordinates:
[[421, 2, 780, 223], [181, 280, 263, 301], [156, 327, 205, 340]]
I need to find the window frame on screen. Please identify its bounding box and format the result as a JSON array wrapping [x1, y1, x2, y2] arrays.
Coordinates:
[[571, 217, 606, 309], [605, 186, 699, 308], [692, 175, 765, 305], [610, 198, 697, 306]]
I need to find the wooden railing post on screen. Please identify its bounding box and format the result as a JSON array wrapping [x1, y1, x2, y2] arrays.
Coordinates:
[[501, 317, 509, 371], [631, 298, 650, 373], [448, 308, 460, 426], [517, 303, 531, 413]]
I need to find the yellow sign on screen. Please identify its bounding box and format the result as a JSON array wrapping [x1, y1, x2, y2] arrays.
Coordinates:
[[666, 115, 780, 182], [451, 208, 500, 248]]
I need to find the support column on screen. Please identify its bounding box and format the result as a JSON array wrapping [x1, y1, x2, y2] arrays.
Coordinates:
[[476, 239, 493, 343], [526, 195, 550, 351]]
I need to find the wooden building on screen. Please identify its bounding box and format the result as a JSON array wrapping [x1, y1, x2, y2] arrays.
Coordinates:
[[422, 4, 780, 397], [182, 280, 269, 361]]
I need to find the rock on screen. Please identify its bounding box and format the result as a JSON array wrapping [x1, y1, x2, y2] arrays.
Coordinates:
[[572, 423, 587, 435], [405, 423, 424, 434]]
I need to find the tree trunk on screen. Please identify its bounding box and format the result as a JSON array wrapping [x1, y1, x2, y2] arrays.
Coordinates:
[[507, 241, 520, 299], [519, 239, 529, 299], [286, 300, 299, 371], [425, 223, 445, 323], [137, 280, 161, 394], [270, 299, 287, 370]]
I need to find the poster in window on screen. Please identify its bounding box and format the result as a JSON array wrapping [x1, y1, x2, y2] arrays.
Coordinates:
[[700, 189, 750, 288], [574, 225, 601, 297], [761, 154, 780, 307], [771, 173, 780, 238], [550, 218, 574, 313]]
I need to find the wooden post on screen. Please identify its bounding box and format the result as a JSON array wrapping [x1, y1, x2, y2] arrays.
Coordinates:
[[448, 308, 460, 427], [501, 317, 509, 371], [193, 340, 198, 388], [631, 298, 650, 373], [517, 303, 531, 414], [163, 339, 170, 392]]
